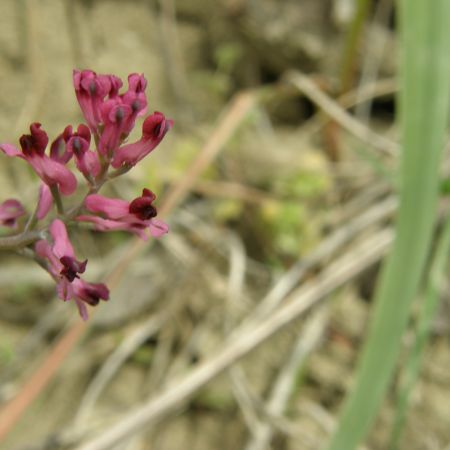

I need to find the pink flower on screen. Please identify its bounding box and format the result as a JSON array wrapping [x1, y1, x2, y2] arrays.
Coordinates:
[[73, 69, 122, 132], [0, 123, 77, 196], [121, 73, 148, 124], [73, 70, 172, 165], [97, 74, 150, 156], [98, 98, 133, 156], [49, 129, 73, 165], [74, 70, 148, 141], [0, 199, 26, 228], [35, 219, 87, 298], [77, 188, 169, 240], [64, 124, 101, 179], [111, 112, 173, 168], [35, 219, 109, 320]]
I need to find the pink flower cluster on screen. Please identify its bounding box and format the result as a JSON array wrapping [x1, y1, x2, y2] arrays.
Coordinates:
[[0, 70, 173, 319]]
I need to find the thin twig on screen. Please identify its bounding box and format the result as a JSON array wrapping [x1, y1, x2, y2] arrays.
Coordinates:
[[157, 0, 190, 120], [225, 235, 262, 435], [73, 308, 173, 428], [192, 180, 274, 205], [0, 321, 87, 440], [244, 307, 329, 450], [284, 71, 399, 156]]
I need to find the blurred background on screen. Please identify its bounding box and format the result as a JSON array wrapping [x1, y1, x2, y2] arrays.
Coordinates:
[[0, 0, 449, 449]]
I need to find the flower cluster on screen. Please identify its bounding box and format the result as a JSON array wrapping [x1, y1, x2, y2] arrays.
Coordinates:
[[0, 70, 172, 319]]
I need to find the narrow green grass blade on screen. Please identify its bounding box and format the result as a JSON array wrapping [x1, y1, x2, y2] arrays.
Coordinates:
[[389, 210, 450, 449], [339, 0, 371, 92], [324, 1, 450, 449]]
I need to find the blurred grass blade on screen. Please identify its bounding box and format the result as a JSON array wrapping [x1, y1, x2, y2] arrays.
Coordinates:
[[324, 1, 450, 449], [389, 210, 450, 450]]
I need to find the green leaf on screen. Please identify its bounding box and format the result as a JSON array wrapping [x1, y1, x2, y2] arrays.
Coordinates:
[[324, 1, 450, 449]]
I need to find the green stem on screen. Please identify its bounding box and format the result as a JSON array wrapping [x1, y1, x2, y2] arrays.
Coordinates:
[[24, 194, 42, 232], [49, 184, 64, 215], [107, 165, 131, 180], [0, 231, 43, 250]]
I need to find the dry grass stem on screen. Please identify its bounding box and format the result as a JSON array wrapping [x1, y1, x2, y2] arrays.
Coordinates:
[[243, 195, 397, 327], [285, 71, 398, 156], [77, 227, 393, 450]]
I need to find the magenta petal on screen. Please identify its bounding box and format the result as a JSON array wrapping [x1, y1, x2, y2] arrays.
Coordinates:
[[75, 298, 89, 321], [0, 143, 24, 158], [122, 73, 148, 118], [84, 194, 130, 219], [111, 112, 173, 168], [50, 133, 72, 164], [149, 219, 169, 237], [35, 239, 55, 261], [35, 239, 61, 278], [74, 70, 113, 131], [0, 199, 26, 227], [75, 150, 101, 178], [108, 75, 123, 97], [111, 139, 148, 168], [84, 151, 101, 177], [56, 279, 74, 301], [77, 215, 130, 231], [49, 219, 75, 259], [77, 215, 149, 240], [127, 73, 147, 93], [76, 124, 91, 142], [28, 156, 77, 196], [0, 199, 25, 217], [2, 139, 76, 195], [37, 184, 53, 220], [67, 135, 90, 156], [42, 159, 77, 195], [98, 100, 132, 155]]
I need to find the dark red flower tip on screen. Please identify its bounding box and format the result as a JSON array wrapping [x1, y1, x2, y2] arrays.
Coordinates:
[[77, 124, 91, 142], [80, 283, 110, 306], [129, 189, 158, 220], [19, 123, 49, 157], [142, 188, 156, 201], [60, 256, 88, 282], [63, 125, 74, 141], [142, 112, 170, 140], [63, 124, 91, 144]]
